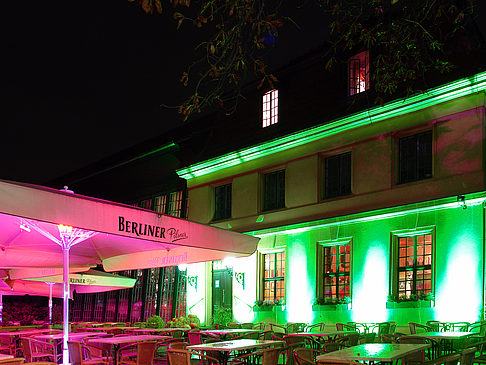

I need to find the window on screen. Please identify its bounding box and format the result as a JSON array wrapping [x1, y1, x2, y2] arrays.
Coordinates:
[[348, 51, 369, 96], [262, 89, 278, 127], [391, 228, 434, 300], [317, 239, 352, 302], [262, 169, 285, 211], [137, 190, 186, 218], [214, 183, 232, 221], [398, 130, 432, 184], [263, 251, 286, 302], [324, 152, 351, 199]]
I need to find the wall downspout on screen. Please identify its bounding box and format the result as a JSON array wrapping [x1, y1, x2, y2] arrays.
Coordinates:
[[482, 201, 485, 321]]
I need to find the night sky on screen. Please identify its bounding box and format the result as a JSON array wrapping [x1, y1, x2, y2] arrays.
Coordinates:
[[1, 1, 485, 186]]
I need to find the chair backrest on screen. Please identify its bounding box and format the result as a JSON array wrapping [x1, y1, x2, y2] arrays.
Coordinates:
[[336, 323, 354, 332], [287, 323, 307, 334], [426, 321, 441, 332], [459, 347, 476, 365], [305, 323, 325, 333], [171, 330, 183, 339], [20, 338, 32, 363], [188, 331, 202, 345], [469, 321, 486, 337], [398, 336, 436, 364], [253, 322, 266, 331], [68, 341, 83, 365], [241, 323, 254, 330], [227, 323, 241, 329], [451, 322, 470, 332], [167, 349, 191, 365], [359, 332, 376, 344], [136, 341, 157, 365], [0, 358, 25, 365], [168, 342, 188, 350], [261, 347, 282, 365], [409, 322, 432, 334], [260, 330, 275, 340], [294, 347, 325, 365], [270, 324, 287, 335]]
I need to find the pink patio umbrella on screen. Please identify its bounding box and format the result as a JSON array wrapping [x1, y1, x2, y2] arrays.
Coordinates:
[[0, 179, 259, 365]]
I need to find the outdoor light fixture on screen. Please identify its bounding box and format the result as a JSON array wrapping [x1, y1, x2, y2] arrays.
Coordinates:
[[187, 275, 198, 291], [457, 195, 467, 209], [234, 271, 245, 289]]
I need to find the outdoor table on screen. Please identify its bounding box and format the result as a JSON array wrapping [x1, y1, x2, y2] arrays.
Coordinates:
[[187, 339, 283, 365], [413, 331, 474, 354], [200, 329, 260, 340], [84, 326, 137, 334], [33, 332, 108, 361], [316, 343, 430, 364], [87, 334, 170, 365], [0, 329, 61, 337], [288, 330, 357, 339], [0, 354, 14, 360], [125, 327, 189, 335]]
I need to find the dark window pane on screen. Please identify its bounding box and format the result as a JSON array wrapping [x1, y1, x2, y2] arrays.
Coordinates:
[[263, 170, 285, 211], [399, 131, 432, 184], [325, 152, 352, 199], [214, 183, 232, 221]]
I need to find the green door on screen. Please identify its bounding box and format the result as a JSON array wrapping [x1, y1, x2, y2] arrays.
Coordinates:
[[212, 268, 233, 324]]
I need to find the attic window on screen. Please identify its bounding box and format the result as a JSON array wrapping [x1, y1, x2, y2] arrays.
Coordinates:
[[262, 89, 278, 127], [348, 51, 369, 96]]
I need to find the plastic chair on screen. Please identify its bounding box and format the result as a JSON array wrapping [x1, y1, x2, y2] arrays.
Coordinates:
[[68, 340, 110, 365], [293, 347, 326, 365], [117, 341, 157, 365], [168, 348, 220, 365]]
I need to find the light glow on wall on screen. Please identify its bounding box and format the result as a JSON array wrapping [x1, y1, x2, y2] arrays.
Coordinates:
[[286, 241, 313, 324], [435, 234, 481, 323], [352, 245, 388, 323]]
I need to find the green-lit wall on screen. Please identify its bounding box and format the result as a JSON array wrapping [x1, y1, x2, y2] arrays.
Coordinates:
[[247, 200, 484, 327]]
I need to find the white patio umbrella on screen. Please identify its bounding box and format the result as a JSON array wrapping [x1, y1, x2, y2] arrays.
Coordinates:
[[0, 179, 259, 365], [0, 269, 137, 324]]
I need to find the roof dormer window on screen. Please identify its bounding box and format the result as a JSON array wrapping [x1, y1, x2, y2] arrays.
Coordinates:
[[348, 51, 369, 96], [262, 89, 278, 127]]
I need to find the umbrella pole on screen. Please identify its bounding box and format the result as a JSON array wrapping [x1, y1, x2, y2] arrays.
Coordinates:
[[62, 246, 70, 365], [0, 292, 2, 324], [46, 282, 54, 324]]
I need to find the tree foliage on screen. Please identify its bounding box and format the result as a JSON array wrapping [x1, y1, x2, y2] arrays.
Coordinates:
[[129, 0, 476, 120]]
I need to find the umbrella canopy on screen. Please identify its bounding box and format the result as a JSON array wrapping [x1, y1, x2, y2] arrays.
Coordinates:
[[0, 179, 259, 364], [24, 269, 137, 294], [0, 180, 258, 272]]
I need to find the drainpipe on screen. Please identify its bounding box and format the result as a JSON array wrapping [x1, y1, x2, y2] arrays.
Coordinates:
[[482, 201, 485, 321]]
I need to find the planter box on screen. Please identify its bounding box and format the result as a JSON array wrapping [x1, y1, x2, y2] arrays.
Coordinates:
[[386, 300, 433, 309], [253, 305, 283, 312], [312, 304, 350, 311]]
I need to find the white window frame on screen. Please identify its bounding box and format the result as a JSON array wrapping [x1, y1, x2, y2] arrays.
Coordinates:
[[262, 89, 278, 127]]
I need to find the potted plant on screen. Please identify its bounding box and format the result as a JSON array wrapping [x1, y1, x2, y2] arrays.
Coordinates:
[[253, 299, 285, 312], [386, 293, 434, 309], [312, 297, 351, 311]]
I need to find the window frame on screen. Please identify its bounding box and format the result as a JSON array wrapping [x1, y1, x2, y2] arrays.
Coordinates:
[[213, 182, 232, 221], [396, 129, 434, 185], [321, 151, 352, 200], [262, 89, 279, 128], [390, 227, 436, 301], [348, 51, 370, 96], [261, 168, 286, 212], [316, 238, 353, 303], [257, 249, 286, 303]]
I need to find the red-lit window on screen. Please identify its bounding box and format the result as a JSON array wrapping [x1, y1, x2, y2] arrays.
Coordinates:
[[262, 89, 278, 127], [348, 51, 369, 96], [397, 234, 433, 299], [263, 251, 285, 302], [322, 243, 351, 301], [168, 191, 184, 217]]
